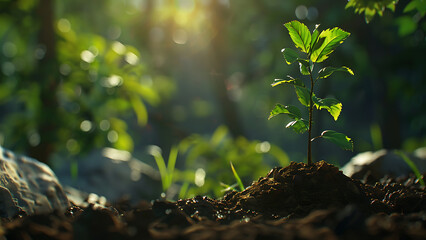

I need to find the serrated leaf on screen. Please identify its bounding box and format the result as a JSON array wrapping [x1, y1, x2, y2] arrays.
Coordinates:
[[268, 104, 302, 120], [310, 27, 350, 63], [312, 96, 342, 121], [272, 76, 305, 87], [286, 119, 308, 133], [318, 66, 354, 79], [281, 48, 299, 65], [321, 130, 353, 151], [295, 86, 311, 107], [284, 21, 312, 53]]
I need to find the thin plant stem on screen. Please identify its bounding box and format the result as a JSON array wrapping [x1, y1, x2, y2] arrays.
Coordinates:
[[307, 67, 315, 165]]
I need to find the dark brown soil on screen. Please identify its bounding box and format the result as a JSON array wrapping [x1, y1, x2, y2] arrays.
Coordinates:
[[2, 161, 425, 239]]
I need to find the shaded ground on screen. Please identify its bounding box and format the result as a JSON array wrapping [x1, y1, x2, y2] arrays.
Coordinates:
[[1, 161, 425, 239]]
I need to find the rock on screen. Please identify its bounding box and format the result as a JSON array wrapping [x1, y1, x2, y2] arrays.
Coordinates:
[[55, 147, 162, 204], [342, 148, 426, 180], [0, 146, 69, 218]]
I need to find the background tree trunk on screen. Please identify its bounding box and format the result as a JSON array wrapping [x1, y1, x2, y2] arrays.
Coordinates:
[[28, 0, 60, 164]]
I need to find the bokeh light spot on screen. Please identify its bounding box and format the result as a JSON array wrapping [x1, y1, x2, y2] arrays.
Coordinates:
[[112, 41, 126, 55], [100, 120, 111, 131], [27, 131, 40, 147], [125, 52, 139, 65], [195, 168, 206, 187], [88, 46, 99, 57], [57, 18, 71, 33], [172, 29, 188, 45], [101, 75, 123, 88], [2, 42, 17, 58], [59, 63, 71, 76], [34, 46, 46, 60], [80, 120, 93, 132], [80, 50, 95, 63], [295, 5, 308, 20], [255, 141, 271, 153], [107, 26, 122, 40], [2, 62, 15, 76], [66, 139, 80, 154], [108, 130, 119, 143]]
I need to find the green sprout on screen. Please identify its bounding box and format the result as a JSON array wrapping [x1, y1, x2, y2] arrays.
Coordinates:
[[269, 20, 354, 165], [148, 145, 178, 193], [230, 161, 245, 192]]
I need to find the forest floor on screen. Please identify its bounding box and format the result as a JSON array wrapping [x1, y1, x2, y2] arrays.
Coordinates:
[[1, 161, 425, 240]]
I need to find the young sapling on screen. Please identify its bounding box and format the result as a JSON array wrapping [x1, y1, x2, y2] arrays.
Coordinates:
[[269, 20, 354, 165]]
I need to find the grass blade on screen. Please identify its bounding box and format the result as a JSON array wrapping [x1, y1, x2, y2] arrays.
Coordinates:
[[230, 162, 245, 192], [395, 150, 425, 186], [166, 145, 178, 189]]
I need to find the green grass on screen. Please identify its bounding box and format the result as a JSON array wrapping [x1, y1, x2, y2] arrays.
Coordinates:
[[395, 150, 425, 186], [230, 161, 245, 192]]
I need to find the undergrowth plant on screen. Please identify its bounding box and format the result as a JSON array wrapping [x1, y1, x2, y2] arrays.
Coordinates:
[[148, 145, 178, 194], [269, 20, 354, 165], [395, 150, 426, 186]]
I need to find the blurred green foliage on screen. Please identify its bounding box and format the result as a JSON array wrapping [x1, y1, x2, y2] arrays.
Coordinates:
[[0, 0, 425, 171], [346, 0, 398, 23], [149, 126, 290, 199], [177, 126, 289, 198], [0, 0, 172, 163], [347, 0, 426, 36]]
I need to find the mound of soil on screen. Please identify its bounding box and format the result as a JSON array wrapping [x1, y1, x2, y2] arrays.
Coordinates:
[[1, 161, 425, 239]]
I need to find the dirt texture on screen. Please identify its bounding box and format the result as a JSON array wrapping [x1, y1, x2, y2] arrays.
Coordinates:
[[1, 161, 425, 239]]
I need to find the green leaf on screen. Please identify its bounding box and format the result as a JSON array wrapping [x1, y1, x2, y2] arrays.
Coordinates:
[[318, 66, 354, 79], [272, 76, 305, 87], [124, 80, 160, 105], [286, 119, 308, 133], [310, 27, 350, 63], [312, 96, 342, 121], [387, 2, 396, 12], [310, 24, 321, 52], [298, 59, 310, 75], [166, 145, 178, 189], [284, 20, 312, 53], [395, 16, 418, 36], [365, 7, 376, 23], [403, 0, 426, 14], [281, 48, 299, 65], [295, 86, 311, 107], [129, 94, 148, 125], [320, 130, 353, 151], [268, 104, 302, 120], [404, 1, 417, 13]]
